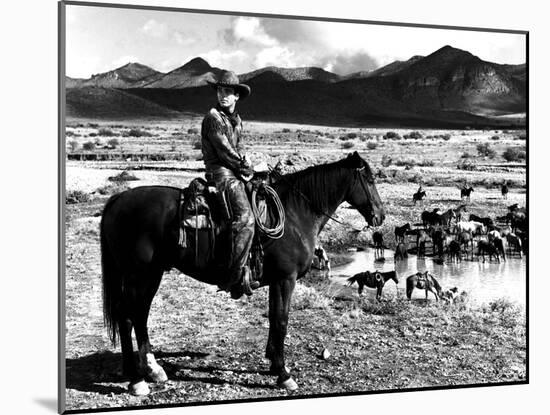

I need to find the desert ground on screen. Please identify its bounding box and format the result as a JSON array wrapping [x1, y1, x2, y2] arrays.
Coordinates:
[[64, 117, 526, 411]]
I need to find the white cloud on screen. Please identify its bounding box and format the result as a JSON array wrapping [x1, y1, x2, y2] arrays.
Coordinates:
[[174, 31, 196, 46], [199, 49, 249, 70], [111, 55, 140, 69], [231, 17, 278, 47], [66, 56, 101, 79], [254, 46, 298, 68], [141, 19, 168, 38]]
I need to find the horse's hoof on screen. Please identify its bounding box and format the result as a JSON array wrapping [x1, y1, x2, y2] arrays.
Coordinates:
[[146, 366, 168, 383], [278, 377, 298, 391], [269, 365, 290, 376], [129, 380, 150, 396]]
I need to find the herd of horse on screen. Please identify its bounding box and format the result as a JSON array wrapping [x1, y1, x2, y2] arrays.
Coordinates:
[[346, 192, 527, 303]]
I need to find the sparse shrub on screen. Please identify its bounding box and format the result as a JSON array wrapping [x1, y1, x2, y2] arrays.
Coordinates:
[[82, 141, 96, 151], [292, 284, 331, 310], [441, 134, 451, 141], [87, 123, 99, 128], [282, 128, 291, 133], [367, 142, 378, 150], [98, 127, 116, 137], [516, 133, 527, 140], [457, 160, 476, 171], [108, 171, 139, 182], [384, 131, 401, 140], [187, 128, 199, 135], [193, 140, 202, 150], [67, 140, 79, 152], [107, 138, 120, 149], [461, 152, 472, 159], [87, 132, 97, 138], [96, 182, 130, 195], [381, 155, 392, 167], [491, 135, 500, 140], [124, 128, 153, 137], [405, 131, 423, 139], [66, 190, 91, 204], [346, 132, 358, 139], [394, 159, 415, 168], [341, 141, 355, 149], [418, 160, 435, 167], [502, 147, 527, 162], [65, 130, 76, 137], [476, 143, 496, 158]]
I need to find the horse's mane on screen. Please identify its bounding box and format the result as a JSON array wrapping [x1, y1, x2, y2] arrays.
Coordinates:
[[277, 159, 352, 214]]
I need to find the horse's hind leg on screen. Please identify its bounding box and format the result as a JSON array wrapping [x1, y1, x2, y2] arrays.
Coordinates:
[[134, 269, 167, 384]]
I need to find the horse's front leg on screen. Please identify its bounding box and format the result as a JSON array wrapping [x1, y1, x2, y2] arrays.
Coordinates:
[[266, 276, 298, 391]]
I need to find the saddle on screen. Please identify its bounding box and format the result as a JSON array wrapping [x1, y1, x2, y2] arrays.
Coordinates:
[[178, 175, 273, 287]]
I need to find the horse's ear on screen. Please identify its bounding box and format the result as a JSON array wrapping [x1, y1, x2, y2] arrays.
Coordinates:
[[346, 151, 362, 168]]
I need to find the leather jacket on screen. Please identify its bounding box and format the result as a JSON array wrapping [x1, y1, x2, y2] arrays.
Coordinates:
[[201, 106, 248, 177]]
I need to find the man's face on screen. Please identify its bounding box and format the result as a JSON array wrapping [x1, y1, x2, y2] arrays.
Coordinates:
[[217, 86, 239, 111]]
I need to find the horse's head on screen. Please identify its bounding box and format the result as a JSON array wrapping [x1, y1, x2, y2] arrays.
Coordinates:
[[344, 152, 385, 227]]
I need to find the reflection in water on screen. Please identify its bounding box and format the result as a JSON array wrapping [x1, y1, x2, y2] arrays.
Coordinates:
[[332, 249, 526, 306]]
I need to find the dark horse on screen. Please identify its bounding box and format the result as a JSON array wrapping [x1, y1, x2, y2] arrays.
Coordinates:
[[461, 186, 474, 202], [100, 152, 385, 395], [347, 270, 398, 299], [394, 223, 411, 243], [406, 271, 443, 301], [413, 190, 426, 205]]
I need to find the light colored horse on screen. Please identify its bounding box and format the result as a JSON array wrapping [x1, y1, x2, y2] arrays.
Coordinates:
[[455, 221, 485, 235]]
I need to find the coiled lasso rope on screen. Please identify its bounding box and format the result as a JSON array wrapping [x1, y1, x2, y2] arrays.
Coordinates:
[[251, 183, 285, 239]]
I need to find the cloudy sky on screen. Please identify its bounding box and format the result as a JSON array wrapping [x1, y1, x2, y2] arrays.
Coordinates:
[[65, 4, 526, 79]]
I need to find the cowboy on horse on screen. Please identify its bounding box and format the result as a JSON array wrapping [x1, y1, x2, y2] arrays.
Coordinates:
[[201, 70, 259, 299]]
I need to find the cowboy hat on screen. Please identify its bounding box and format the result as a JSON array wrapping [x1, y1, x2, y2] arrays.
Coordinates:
[[207, 70, 251, 100]]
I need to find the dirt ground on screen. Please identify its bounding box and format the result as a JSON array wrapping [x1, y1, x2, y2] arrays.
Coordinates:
[[63, 119, 527, 412]]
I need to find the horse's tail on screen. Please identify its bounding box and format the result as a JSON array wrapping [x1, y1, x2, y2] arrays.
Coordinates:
[[347, 274, 360, 286], [100, 193, 123, 346]]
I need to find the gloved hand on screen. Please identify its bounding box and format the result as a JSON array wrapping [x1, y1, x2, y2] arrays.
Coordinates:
[[239, 166, 254, 177]]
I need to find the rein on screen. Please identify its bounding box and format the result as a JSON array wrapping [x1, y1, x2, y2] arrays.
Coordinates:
[[268, 164, 370, 232]]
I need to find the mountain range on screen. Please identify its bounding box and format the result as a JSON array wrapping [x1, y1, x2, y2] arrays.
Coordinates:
[[65, 45, 526, 127]]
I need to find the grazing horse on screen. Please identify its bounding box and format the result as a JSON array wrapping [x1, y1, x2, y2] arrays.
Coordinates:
[[100, 152, 385, 395], [372, 231, 385, 260], [477, 240, 501, 262], [347, 270, 399, 300], [461, 186, 474, 201], [469, 214, 494, 228], [394, 242, 409, 261], [313, 245, 331, 273], [501, 183, 509, 199], [506, 233, 523, 257], [394, 223, 411, 243], [413, 190, 426, 205], [406, 271, 443, 301]]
